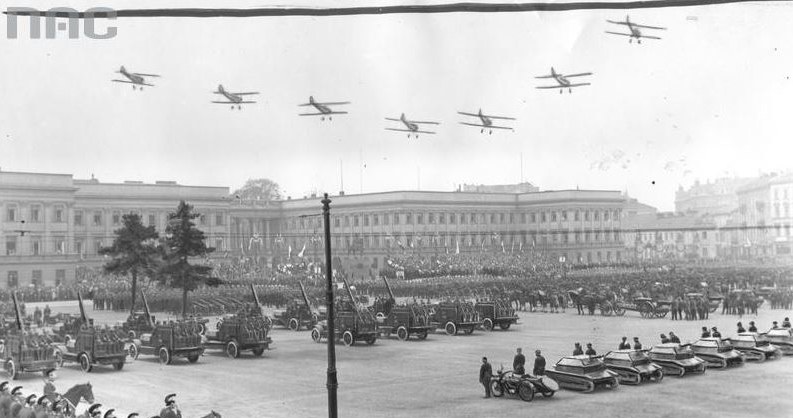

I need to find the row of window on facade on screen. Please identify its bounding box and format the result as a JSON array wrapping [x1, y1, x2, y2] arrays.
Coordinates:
[[4, 269, 66, 288], [285, 208, 623, 231], [270, 230, 625, 251], [4, 236, 227, 256], [4, 206, 226, 228]]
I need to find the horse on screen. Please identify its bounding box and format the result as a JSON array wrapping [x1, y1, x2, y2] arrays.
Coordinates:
[[199, 411, 222, 418], [50, 382, 95, 416]]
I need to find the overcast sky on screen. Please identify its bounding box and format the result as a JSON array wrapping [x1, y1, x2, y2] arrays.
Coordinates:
[[2, 1, 792, 211]]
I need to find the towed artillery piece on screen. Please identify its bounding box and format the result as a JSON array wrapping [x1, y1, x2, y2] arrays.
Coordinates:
[[602, 350, 664, 384], [689, 338, 745, 368], [52, 293, 128, 372], [544, 355, 619, 392], [128, 292, 204, 365], [373, 277, 434, 341], [612, 297, 670, 318], [203, 284, 272, 358], [474, 298, 518, 331], [429, 300, 482, 336], [0, 292, 60, 380], [490, 369, 558, 402], [729, 333, 782, 362], [647, 343, 706, 376], [273, 282, 322, 331], [311, 277, 379, 347]]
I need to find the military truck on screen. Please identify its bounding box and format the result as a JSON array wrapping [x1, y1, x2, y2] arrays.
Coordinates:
[[375, 277, 434, 341], [0, 293, 60, 379], [204, 285, 272, 358], [128, 293, 204, 365], [311, 277, 379, 346], [273, 282, 321, 331]]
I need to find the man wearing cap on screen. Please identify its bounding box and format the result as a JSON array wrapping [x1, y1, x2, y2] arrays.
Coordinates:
[[159, 394, 181, 418], [8, 387, 25, 418], [0, 381, 12, 418], [19, 393, 37, 418], [737, 322, 746, 333], [512, 348, 525, 375], [532, 350, 546, 376], [52, 399, 71, 418], [86, 403, 103, 418], [103, 409, 117, 418], [478, 358, 492, 398], [660, 334, 670, 344], [633, 337, 643, 350], [584, 343, 596, 356], [669, 332, 681, 344], [748, 321, 758, 332], [33, 396, 50, 418], [42, 369, 58, 403], [711, 327, 722, 338], [618, 337, 631, 350], [701, 327, 711, 338], [126, 414, 139, 418]]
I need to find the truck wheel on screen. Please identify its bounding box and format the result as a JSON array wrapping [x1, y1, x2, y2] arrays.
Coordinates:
[[158, 347, 171, 365], [187, 354, 199, 363], [226, 341, 240, 359], [483, 318, 493, 331], [289, 318, 300, 331], [396, 326, 409, 341], [6, 360, 18, 380], [311, 328, 322, 343], [79, 353, 93, 373], [366, 336, 376, 345], [445, 322, 457, 336], [128, 344, 139, 360], [342, 331, 355, 347], [113, 361, 124, 371], [499, 322, 511, 330], [252, 347, 265, 357], [417, 331, 428, 340]]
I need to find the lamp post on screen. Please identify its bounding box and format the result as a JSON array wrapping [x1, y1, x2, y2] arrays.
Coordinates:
[[321, 193, 338, 418]]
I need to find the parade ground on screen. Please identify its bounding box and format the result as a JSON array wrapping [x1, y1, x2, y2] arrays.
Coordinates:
[[28, 301, 793, 418]]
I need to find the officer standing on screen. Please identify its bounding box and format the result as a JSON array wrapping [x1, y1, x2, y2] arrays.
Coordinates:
[[533, 350, 546, 376], [512, 348, 525, 375], [479, 357, 493, 398]]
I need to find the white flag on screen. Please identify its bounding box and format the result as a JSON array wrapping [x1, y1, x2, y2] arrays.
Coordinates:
[[298, 243, 306, 258], [455, 240, 460, 254], [288, 244, 292, 258]]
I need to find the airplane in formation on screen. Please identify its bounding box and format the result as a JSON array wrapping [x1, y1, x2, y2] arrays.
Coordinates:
[[605, 15, 666, 43], [298, 96, 350, 120], [535, 67, 593, 94], [111, 66, 160, 90], [457, 109, 515, 134], [385, 113, 440, 138], [211, 85, 259, 109]]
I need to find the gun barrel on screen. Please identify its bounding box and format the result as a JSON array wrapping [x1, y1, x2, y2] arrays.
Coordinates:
[[141, 292, 154, 328], [251, 284, 262, 308], [382, 276, 396, 301], [77, 292, 87, 323], [299, 282, 312, 309], [11, 292, 23, 331]]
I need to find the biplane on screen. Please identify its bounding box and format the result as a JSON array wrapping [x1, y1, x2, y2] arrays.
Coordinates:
[[212, 85, 259, 109], [535, 67, 593, 94], [111, 66, 159, 90], [385, 113, 440, 138], [458, 109, 515, 134]]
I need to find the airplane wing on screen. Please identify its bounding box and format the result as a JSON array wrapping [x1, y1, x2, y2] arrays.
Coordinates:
[[132, 73, 160, 77], [638, 34, 662, 40], [534, 75, 555, 79], [565, 72, 593, 78], [299, 111, 348, 116], [312, 101, 350, 106], [212, 101, 257, 104], [385, 128, 436, 134], [412, 120, 440, 125], [605, 31, 633, 37], [231, 92, 259, 95], [536, 85, 562, 89], [384, 117, 402, 121], [633, 23, 666, 30], [487, 115, 516, 120], [567, 83, 591, 88], [457, 111, 479, 117], [112, 79, 133, 84], [606, 20, 631, 26], [460, 122, 513, 130]]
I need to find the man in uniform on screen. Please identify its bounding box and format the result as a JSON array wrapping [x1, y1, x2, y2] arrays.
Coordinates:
[[783, 317, 791, 328], [126, 414, 139, 418], [0, 381, 12, 418], [711, 327, 722, 338], [660, 334, 670, 344], [669, 332, 681, 344], [632, 337, 642, 350], [748, 321, 758, 332], [8, 386, 25, 418], [532, 350, 546, 376], [618, 337, 631, 350], [737, 322, 746, 333], [42, 369, 57, 403], [478, 358, 492, 398], [512, 348, 525, 375], [87, 404, 103, 418], [585, 343, 596, 356], [103, 409, 117, 418], [159, 394, 182, 418], [572, 342, 584, 355], [34, 396, 50, 418], [701, 326, 711, 338]]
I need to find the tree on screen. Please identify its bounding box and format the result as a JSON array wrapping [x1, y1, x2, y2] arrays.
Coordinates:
[[100, 213, 160, 316], [158, 201, 217, 316], [233, 178, 281, 202]]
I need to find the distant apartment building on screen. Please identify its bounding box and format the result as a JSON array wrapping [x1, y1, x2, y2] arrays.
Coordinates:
[[674, 177, 754, 216], [622, 212, 717, 261], [731, 173, 793, 257]]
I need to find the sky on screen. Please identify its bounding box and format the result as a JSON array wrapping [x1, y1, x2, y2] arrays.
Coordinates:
[[2, 1, 793, 211]]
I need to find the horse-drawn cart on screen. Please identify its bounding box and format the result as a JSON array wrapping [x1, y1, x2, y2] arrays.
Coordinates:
[[613, 297, 670, 318]]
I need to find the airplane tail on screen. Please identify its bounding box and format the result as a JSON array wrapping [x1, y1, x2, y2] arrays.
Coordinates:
[[119, 65, 126, 73], [400, 113, 406, 121], [218, 84, 225, 93], [309, 95, 315, 104]]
